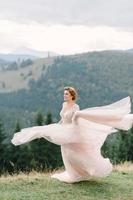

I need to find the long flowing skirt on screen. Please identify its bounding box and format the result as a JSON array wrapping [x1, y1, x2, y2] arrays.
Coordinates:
[[11, 96, 133, 183]]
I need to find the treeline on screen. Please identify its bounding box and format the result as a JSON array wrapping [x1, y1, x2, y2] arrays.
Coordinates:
[[102, 127, 133, 164], [1, 59, 33, 71], [0, 111, 62, 175], [7, 59, 33, 70]]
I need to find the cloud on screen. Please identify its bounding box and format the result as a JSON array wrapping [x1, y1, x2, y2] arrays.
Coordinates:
[[0, 0, 133, 30], [0, 20, 133, 54], [0, 1, 133, 54]]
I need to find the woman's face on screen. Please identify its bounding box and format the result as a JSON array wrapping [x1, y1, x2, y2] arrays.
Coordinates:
[[64, 90, 73, 102]]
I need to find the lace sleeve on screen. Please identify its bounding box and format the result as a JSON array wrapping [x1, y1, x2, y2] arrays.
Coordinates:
[[74, 104, 80, 112], [72, 104, 80, 124]]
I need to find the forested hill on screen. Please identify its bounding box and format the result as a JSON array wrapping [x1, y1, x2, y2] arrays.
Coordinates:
[[0, 50, 133, 131]]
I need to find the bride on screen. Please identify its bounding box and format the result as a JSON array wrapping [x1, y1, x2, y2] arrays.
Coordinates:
[[11, 86, 133, 183]]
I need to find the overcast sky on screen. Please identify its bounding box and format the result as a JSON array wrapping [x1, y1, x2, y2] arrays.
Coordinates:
[[0, 0, 133, 55]]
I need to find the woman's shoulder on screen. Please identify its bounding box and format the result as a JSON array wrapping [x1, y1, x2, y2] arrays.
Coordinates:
[[63, 102, 66, 106], [74, 103, 80, 110]]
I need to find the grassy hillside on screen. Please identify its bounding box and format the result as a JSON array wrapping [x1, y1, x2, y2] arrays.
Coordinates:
[[0, 50, 133, 132], [0, 57, 54, 92], [0, 162, 133, 200]]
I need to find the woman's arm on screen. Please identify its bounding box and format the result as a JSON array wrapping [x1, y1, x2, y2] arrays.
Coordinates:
[[72, 104, 80, 124]]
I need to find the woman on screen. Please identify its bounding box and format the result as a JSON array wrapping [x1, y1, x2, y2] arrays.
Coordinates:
[[11, 86, 133, 183]]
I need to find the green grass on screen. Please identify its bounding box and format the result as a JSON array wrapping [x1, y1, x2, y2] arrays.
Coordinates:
[[0, 170, 133, 200]]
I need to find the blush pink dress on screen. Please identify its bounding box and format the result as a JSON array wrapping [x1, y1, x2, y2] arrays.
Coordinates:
[[11, 96, 133, 183]]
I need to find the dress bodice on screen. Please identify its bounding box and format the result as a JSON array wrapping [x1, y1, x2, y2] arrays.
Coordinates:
[[59, 104, 80, 124]]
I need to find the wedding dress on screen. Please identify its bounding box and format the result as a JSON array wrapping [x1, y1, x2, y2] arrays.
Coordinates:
[[11, 96, 133, 183]]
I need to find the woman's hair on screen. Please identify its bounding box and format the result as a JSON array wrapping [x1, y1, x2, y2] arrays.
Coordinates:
[[64, 86, 77, 100]]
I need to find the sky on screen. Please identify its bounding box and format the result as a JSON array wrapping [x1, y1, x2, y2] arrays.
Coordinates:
[[0, 0, 133, 55]]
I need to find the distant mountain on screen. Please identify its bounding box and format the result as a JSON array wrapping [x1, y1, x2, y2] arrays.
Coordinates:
[[0, 50, 133, 96], [0, 47, 58, 62], [127, 48, 133, 52], [12, 46, 58, 58], [0, 58, 7, 64], [0, 53, 37, 62]]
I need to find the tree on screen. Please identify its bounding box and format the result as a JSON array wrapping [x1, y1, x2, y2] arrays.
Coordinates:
[[126, 127, 133, 161], [35, 111, 44, 126], [44, 111, 63, 169], [7, 121, 32, 173], [0, 119, 7, 174], [30, 111, 46, 170], [30, 111, 62, 171], [45, 111, 52, 124], [102, 127, 133, 164], [14, 121, 21, 132]]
